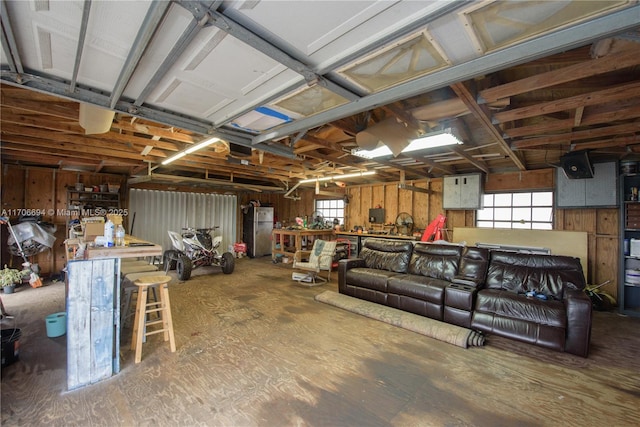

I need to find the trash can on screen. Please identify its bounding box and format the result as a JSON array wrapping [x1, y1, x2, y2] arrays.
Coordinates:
[[45, 312, 66, 338], [1, 328, 22, 368]]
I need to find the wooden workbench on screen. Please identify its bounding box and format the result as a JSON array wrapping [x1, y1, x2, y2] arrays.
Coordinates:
[[271, 228, 335, 261], [65, 236, 163, 390]]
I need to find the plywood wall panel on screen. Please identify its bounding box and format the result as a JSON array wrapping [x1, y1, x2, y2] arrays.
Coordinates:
[[2, 165, 25, 211], [411, 182, 429, 231], [596, 208, 618, 236], [385, 184, 398, 226], [398, 186, 413, 220], [485, 169, 553, 191], [372, 185, 385, 221], [56, 172, 77, 223], [594, 235, 618, 299]]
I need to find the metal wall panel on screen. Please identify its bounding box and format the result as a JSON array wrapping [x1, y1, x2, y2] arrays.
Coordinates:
[[129, 189, 237, 252]]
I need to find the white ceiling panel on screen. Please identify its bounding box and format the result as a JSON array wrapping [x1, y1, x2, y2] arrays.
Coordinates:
[[185, 34, 287, 97], [229, 0, 459, 72], [210, 68, 304, 126], [123, 2, 195, 100], [142, 27, 298, 121], [427, 13, 479, 64], [153, 78, 233, 117]]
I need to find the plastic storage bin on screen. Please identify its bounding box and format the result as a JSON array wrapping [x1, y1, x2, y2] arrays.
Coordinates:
[[45, 312, 66, 338]]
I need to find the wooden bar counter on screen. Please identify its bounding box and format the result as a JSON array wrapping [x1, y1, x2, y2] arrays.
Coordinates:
[[64, 236, 162, 390]]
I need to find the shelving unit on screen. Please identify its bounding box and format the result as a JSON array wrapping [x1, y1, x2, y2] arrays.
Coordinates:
[[66, 188, 121, 237], [67, 188, 120, 213], [619, 173, 640, 317]]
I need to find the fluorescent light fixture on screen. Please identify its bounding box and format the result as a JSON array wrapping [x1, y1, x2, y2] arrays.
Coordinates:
[[299, 171, 375, 184], [352, 128, 462, 159], [162, 137, 220, 165]]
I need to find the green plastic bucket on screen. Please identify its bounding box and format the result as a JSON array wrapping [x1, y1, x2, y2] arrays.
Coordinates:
[[45, 312, 66, 338]]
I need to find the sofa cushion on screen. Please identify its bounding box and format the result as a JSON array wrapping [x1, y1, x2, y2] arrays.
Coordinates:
[[408, 243, 462, 281], [387, 274, 448, 303], [475, 289, 567, 328], [345, 268, 400, 292], [486, 251, 586, 300], [456, 246, 490, 287], [359, 238, 413, 273]]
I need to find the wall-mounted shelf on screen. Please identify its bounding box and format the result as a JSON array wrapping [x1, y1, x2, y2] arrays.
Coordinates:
[[67, 189, 120, 211]]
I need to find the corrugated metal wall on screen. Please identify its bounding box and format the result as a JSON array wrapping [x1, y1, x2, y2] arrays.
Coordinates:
[[128, 189, 237, 252]]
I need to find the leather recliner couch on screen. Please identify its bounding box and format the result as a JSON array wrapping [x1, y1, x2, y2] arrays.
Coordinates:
[[338, 237, 592, 357]]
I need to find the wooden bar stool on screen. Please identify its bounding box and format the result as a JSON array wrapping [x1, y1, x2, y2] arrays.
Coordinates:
[[120, 271, 162, 328], [131, 275, 176, 363], [121, 263, 158, 275]]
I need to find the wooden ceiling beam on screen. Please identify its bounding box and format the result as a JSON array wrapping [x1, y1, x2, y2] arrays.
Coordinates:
[[110, 120, 198, 144], [494, 81, 640, 124], [0, 94, 79, 120], [1, 112, 183, 152], [511, 122, 640, 149], [479, 47, 640, 104], [1, 142, 142, 165], [450, 82, 526, 171], [1, 135, 163, 163], [504, 101, 640, 139]]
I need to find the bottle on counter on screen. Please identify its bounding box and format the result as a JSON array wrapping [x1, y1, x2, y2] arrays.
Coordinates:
[[104, 219, 115, 247], [115, 224, 125, 247]]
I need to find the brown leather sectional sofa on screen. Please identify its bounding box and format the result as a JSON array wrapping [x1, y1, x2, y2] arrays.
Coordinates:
[[338, 238, 592, 357]]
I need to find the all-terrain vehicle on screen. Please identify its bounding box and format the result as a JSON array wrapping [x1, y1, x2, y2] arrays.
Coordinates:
[[164, 226, 235, 280]]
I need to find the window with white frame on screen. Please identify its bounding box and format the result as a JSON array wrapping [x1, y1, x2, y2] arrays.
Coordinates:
[[476, 191, 553, 229], [315, 199, 345, 226]]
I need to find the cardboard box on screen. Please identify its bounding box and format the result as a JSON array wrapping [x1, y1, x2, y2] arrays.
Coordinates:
[[84, 222, 104, 241], [107, 214, 123, 226]]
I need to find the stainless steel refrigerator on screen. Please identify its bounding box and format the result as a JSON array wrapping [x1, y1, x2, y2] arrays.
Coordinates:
[[242, 206, 274, 258]]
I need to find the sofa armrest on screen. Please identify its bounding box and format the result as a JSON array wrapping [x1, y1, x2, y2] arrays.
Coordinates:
[[564, 288, 593, 357], [445, 283, 477, 311], [452, 275, 482, 288], [338, 258, 366, 292]]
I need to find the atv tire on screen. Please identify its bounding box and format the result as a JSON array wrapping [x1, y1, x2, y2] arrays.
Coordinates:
[[176, 254, 193, 281], [163, 250, 178, 271], [221, 252, 235, 274]]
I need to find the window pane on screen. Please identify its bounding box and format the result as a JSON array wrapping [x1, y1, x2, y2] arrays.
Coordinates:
[[315, 199, 344, 226], [532, 207, 552, 222], [476, 208, 493, 220], [513, 208, 531, 221], [512, 193, 531, 206], [494, 194, 511, 206], [532, 192, 553, 206], [475, 191, 553, 230], [532, 222, 553, 230], [494, 208, 511, 220]]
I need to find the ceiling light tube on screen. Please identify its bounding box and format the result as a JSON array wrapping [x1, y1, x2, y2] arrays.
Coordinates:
[[299, 170, 375, 184], [352, 128, 463, 159], [161, 137, 221, 165], [161, 151, 186, 165], [185, 137, 220, 154]]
